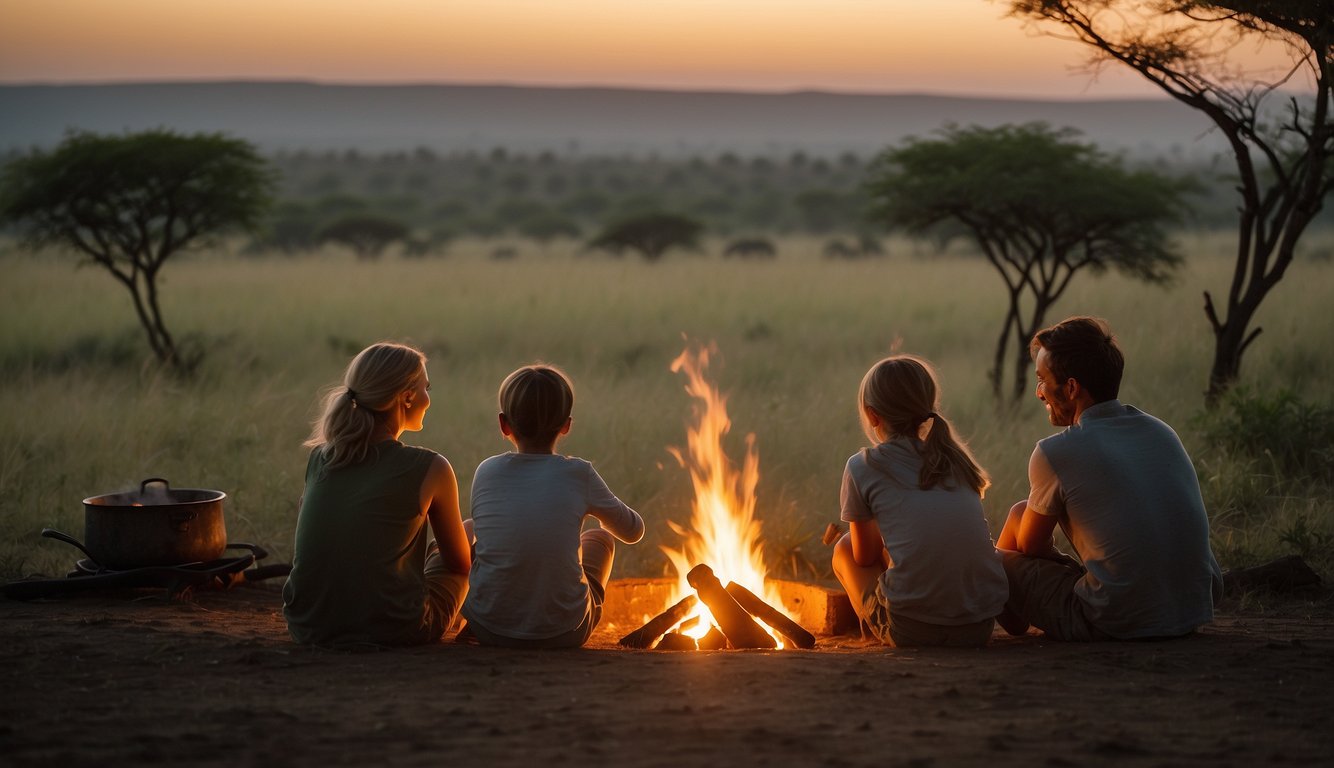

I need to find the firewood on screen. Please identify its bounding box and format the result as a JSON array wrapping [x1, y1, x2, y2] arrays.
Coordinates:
[[686, 564, 777, 649], [725, 581, 817, 649], [822, 522, 844, 546], [653, 632, 698, 651], [698, 625, 728, 650], [1223, 555, 1321, 595], [618, 594, 698, 649]]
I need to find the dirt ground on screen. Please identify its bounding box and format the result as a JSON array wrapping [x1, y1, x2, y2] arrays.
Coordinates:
[[3, 581, 1332, 768]]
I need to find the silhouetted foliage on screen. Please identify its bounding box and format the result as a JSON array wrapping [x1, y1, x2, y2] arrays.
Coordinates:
[[265, 148, 877, 243], [723, 237, 777, 259], [518, 213, 582, 245], [866, 122, 1187, 401], [587, 212, 703, 261], [821, 235, 884, 260], [1010, 0, 1334, 405], [0, 130, 273, 372], [261, 200, 320, 253], [316, 213, 410, 259]]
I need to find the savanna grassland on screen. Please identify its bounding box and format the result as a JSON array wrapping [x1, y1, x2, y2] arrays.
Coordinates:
[[2, 231, 1332, 583]]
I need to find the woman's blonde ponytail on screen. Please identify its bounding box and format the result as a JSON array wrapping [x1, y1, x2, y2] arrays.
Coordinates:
[[305, 343, 426, 470]]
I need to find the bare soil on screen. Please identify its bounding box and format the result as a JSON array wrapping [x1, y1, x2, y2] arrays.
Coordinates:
[[3, 582, 1332, 768]]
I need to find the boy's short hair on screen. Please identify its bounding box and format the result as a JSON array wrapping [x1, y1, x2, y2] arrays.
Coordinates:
[[499, 365, 574, 445], [1030, 316, 1124, 403]]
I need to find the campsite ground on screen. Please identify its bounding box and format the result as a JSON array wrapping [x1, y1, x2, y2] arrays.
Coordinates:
[[3, 582, 1331, 768]]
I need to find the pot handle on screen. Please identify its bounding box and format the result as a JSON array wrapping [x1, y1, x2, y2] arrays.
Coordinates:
[[41, 528, 100, 564], [140, 478, 171, 494]]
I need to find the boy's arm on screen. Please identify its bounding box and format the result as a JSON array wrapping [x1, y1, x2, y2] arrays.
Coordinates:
[[588, 503, 645, 544], [584, 463, 645, 544]]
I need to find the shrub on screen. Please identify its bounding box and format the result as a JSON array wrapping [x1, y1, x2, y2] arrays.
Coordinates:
[[1196, 388, 1334, 484]]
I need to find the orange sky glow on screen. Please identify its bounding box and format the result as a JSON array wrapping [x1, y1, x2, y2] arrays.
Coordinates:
[[0, 0, 1307, 98]]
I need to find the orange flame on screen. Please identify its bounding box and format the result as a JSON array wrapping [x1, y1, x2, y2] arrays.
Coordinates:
[[661, 342, 789, 645]]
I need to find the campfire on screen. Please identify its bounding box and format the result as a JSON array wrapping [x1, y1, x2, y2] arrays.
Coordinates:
[[618, 344, 816, 651]]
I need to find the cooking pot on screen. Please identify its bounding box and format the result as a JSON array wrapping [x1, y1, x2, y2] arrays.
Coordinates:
[[81, 478, 227, 569]]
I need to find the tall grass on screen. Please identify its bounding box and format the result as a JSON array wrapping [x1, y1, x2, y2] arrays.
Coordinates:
[[2, 232, 1332, 580]]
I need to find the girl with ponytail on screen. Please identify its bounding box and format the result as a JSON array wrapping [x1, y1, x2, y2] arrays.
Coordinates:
[[284, 342, 471, 646], [831, 355, 1008, 647]]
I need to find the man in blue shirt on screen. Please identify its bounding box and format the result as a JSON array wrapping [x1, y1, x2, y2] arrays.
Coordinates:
[[996, 316, 1223, 640]]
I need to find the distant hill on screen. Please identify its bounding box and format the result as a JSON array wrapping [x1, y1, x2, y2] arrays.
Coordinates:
[[0, 81, 1228, 158]]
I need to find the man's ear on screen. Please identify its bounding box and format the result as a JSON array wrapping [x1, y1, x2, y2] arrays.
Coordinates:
[[559, 416, 572, 436], [498, 412, 513, 436], [1063, 377, 1082, 401]]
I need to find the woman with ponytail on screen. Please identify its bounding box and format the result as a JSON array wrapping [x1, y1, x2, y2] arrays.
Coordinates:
[[283, 342, 471, 646], [831, 355, 1008, 647]]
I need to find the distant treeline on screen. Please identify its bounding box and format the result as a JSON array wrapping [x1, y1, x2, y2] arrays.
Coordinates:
[[3, 144, 1325, 255], [258, 146, 1327, 253]]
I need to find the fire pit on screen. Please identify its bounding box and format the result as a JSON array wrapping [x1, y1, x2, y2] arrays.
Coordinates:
[[604, 344, 858, 650]]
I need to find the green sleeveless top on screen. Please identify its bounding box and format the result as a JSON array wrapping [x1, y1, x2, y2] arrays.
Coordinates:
[[283, 440, 438, 645]]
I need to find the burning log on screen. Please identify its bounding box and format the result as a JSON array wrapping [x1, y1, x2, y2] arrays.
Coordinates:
[[725, 581, 817, 649], [686, 564, 777, 650], [654, 632, 698, 651], [822, 522, 844, 546], [698, 625, 728, 651], [618, 594, 699, 649]]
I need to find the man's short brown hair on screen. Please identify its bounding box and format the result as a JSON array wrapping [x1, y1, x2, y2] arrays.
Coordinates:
[[1031, 316, 1124, 403]]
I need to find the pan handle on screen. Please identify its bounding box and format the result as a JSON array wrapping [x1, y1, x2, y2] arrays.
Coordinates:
[[41, 528, 100, 565], [225, 542, 270, 561], [139, 478, 171, 494]]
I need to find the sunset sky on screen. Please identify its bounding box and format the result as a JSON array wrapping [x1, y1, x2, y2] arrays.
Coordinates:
[[0, 0, 1302, 98]]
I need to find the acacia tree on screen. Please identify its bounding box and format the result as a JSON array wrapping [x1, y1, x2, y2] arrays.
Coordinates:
[[866, 123, 1187, 401], [0, 130, 272, 372], [587, 212, 703, 261], [1009, 1, 1334, 405], [316, 213, 410, 259]]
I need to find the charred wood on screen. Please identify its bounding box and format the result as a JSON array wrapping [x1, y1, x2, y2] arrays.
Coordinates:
[[686, 564, 777, 650], [618, 594, 699, 649], [725, 581, 817, 649], [1223, 555, 1321, 595], [654, 632, 698, 651], [698, 625, 728, 651]]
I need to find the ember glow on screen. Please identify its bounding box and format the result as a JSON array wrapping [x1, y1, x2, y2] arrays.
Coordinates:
[[660, 343, 791, 645]]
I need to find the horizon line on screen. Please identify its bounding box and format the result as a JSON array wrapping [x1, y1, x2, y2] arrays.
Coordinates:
[[0, 76, 1184, 104]]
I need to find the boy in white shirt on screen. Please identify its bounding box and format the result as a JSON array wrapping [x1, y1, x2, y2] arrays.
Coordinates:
[[461, 364, 645, 648]]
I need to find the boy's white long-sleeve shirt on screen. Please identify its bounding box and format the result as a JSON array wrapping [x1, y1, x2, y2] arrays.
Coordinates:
[[462, 452, 644, 640]]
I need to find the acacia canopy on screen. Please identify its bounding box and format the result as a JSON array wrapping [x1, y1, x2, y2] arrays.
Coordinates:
[[866, 122, 1187, 400], [587, 212, 703, 261], [1009, 0, 1334, 403], [316, 213, 410, 259], [1, 130, 272, 371]]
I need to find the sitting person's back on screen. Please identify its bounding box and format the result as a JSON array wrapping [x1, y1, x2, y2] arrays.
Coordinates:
[[461, 365, 644, 648], [283, 342, 470, 646], [832, 355, 1009, 648], [1033, 400, 1218, 637], [998, 317, 1223, 641]]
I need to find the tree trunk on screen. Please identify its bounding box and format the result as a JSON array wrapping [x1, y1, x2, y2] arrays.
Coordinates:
[[142, 268, 182, 371], [1205, 307, 1250, 406]]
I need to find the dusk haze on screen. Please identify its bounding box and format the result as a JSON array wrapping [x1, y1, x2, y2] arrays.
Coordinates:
[[0, 0, 1303, 97]]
